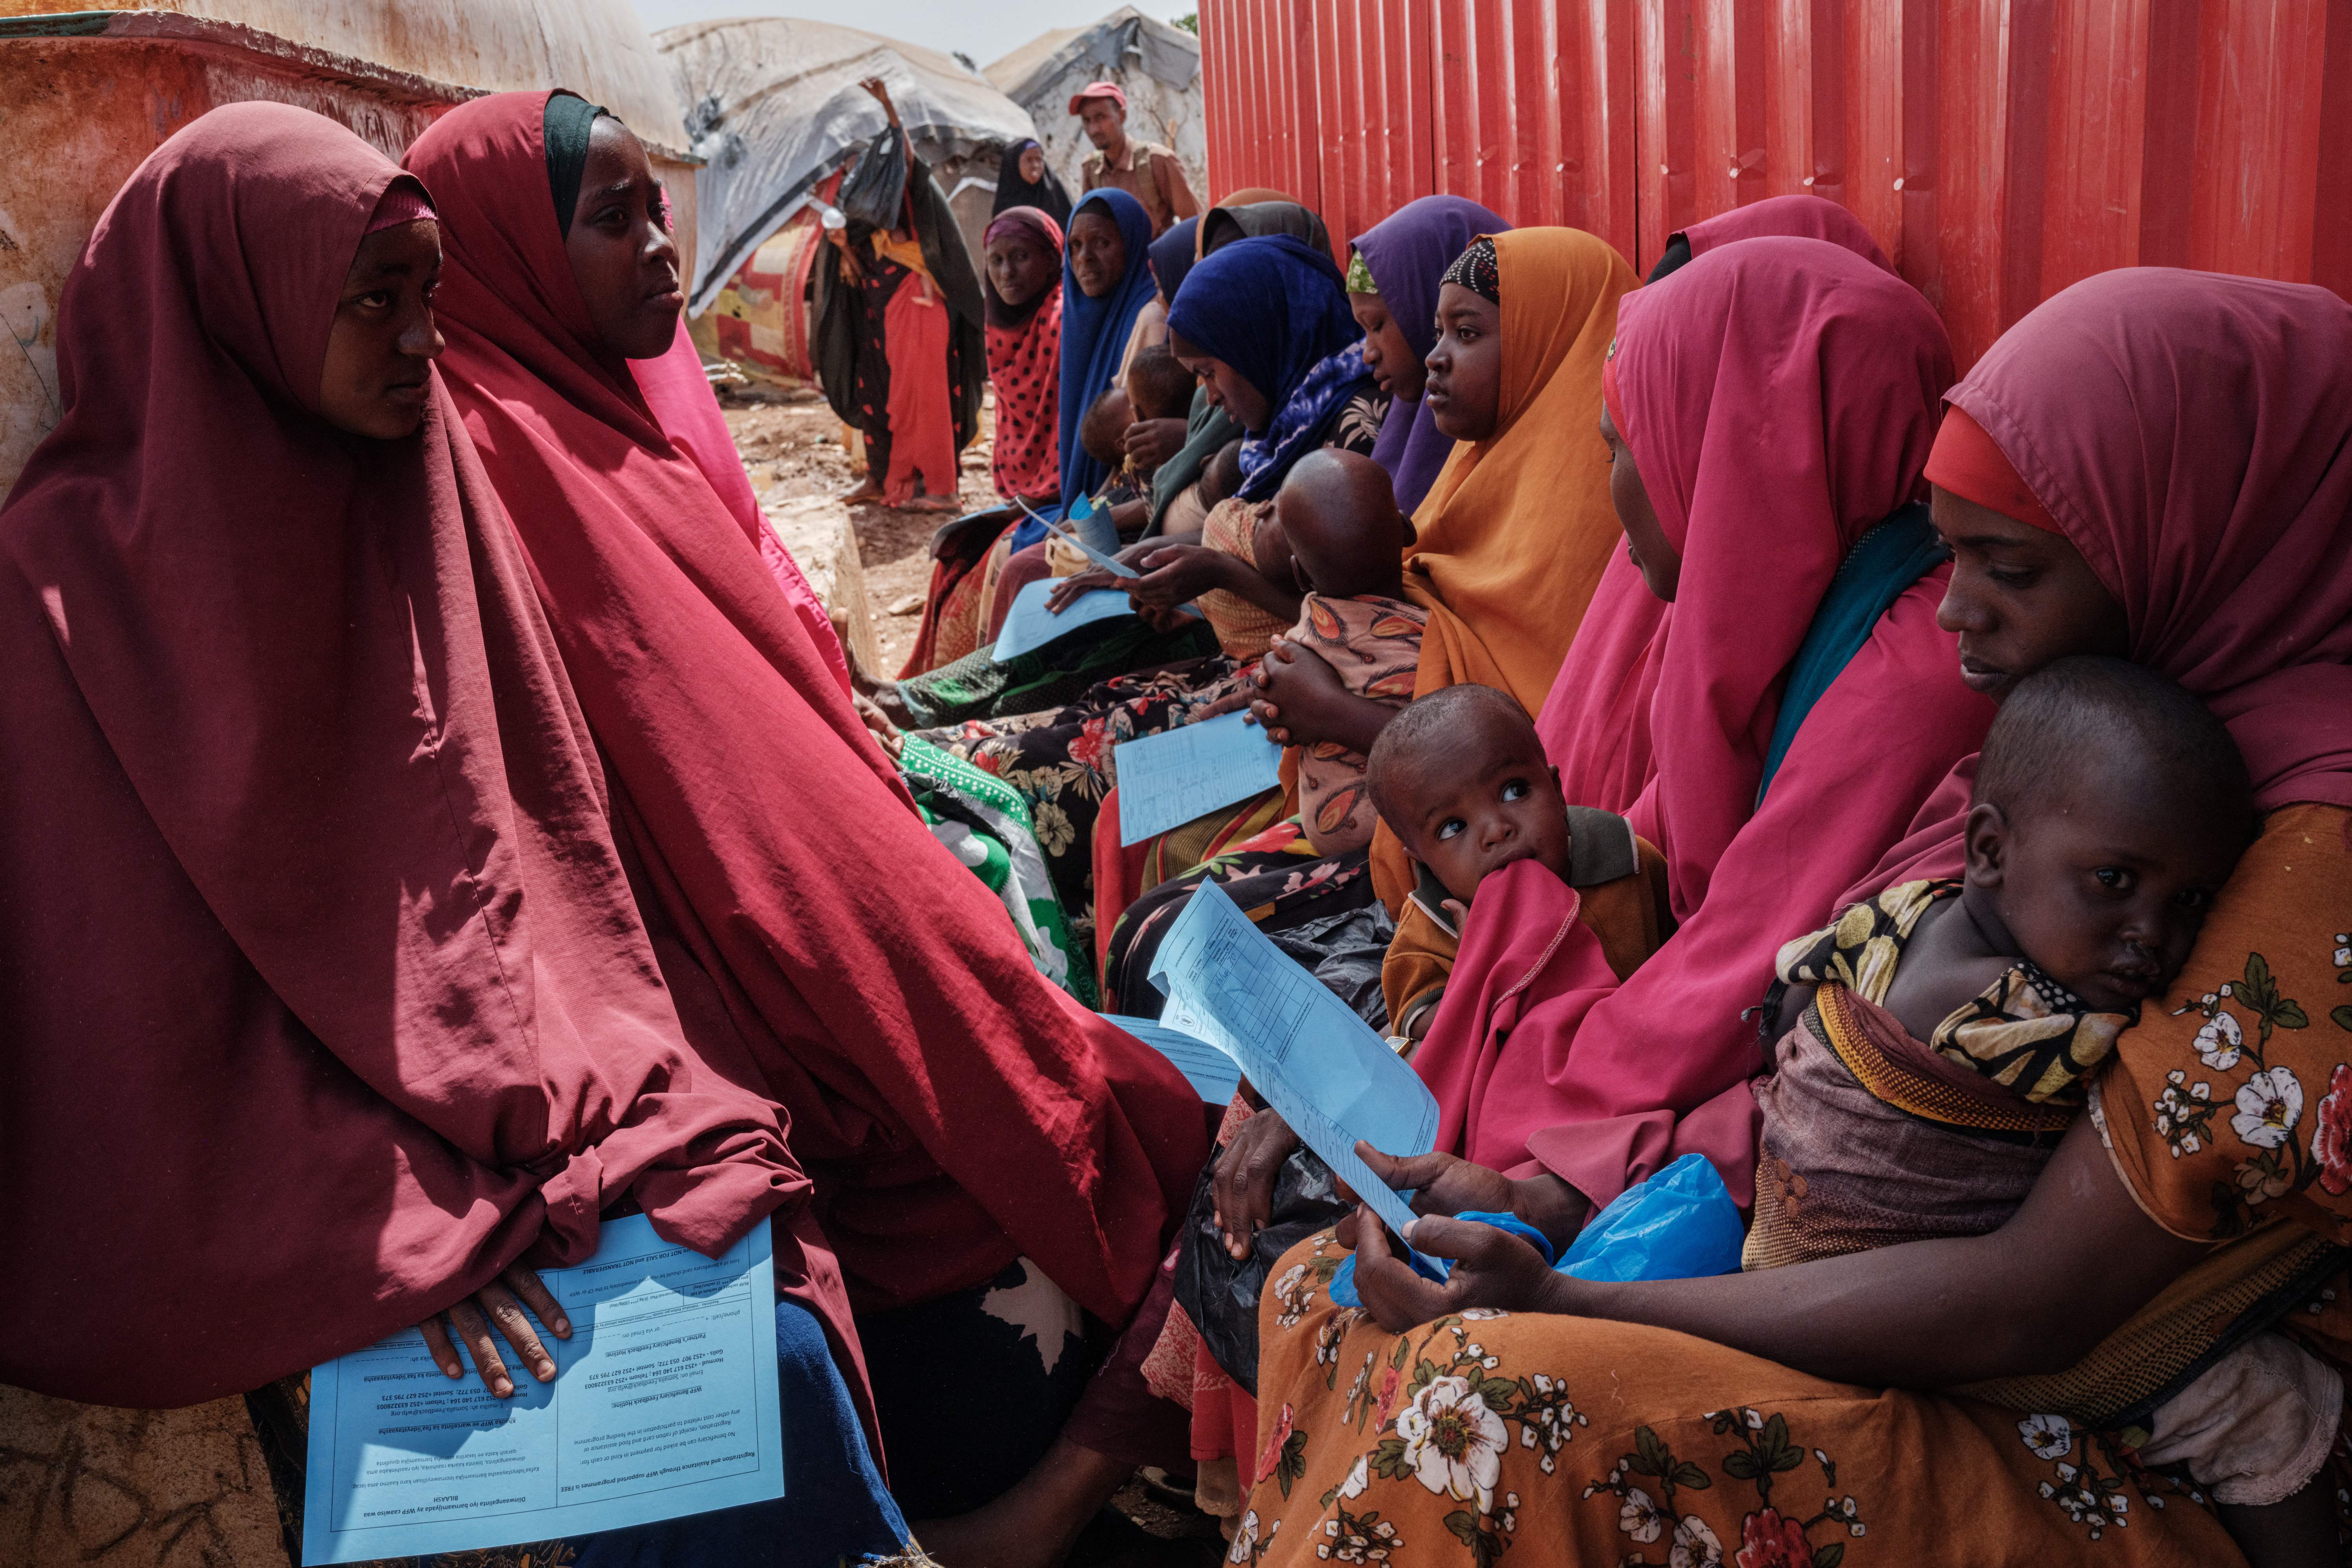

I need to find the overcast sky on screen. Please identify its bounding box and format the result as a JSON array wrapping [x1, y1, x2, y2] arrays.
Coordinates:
[[630, 0, 1195, 79]]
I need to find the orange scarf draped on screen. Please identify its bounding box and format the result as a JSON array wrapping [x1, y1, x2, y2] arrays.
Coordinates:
[[1374, 227, 1637, 906]]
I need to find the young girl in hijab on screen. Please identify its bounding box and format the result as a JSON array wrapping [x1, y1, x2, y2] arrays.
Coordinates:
[[403, 89, 1207, 1535], [1344, 194, 1508, 515], [0, 100, 917, 1567], [1103, 227, 1630, 1016]]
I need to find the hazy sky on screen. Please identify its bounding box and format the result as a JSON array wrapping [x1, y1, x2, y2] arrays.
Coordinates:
[[630, 0, 1195, 79]]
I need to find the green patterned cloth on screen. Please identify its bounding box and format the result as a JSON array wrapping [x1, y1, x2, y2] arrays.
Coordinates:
[[895, 617, 1217, 729], [899, 735, 1098, 1007]]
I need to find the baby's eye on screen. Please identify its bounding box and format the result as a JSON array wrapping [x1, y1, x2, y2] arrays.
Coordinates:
[[2093, 867, 2136, 893], [1435, 818, 1466, 841], [2175, 887, 2212, 911], [1501, 778, 1531, 802]]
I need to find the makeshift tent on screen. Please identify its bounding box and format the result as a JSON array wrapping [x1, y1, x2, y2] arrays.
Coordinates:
[[661, 18, 1037, 324], [985, 7, 1204, 204]]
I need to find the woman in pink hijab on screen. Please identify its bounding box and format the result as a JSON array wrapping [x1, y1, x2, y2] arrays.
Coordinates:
[[1541, 195, 1900, 815], [1230, 266, 2352, 1568]]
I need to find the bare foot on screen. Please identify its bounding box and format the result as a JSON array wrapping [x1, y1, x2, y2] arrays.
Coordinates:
[[896, 492, 963, 514], [841, 477, 884, 503], [911, 1438, 1128, 1568]]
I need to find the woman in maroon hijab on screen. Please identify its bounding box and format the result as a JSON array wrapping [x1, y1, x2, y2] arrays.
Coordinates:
[[404, 91, 1208, 1543], [0, 101, 809, 1408]]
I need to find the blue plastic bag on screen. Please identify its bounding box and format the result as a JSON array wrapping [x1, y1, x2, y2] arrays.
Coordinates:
[[1557, 1152, 1746, 1281], [1328, 1152, 1743, 1307]]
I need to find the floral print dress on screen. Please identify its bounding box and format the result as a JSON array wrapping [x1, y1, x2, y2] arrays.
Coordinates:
[[1237, 804, 2352, 1564]]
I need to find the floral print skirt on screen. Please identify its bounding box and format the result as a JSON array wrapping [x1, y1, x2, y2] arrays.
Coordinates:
[[1234, 1230, 2252, 1567], [920, 654, 1244, 961]]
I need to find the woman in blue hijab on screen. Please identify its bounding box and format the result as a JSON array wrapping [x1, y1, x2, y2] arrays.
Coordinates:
[[1165, 234, 1386, 502], [1051, 187, 1160, 521]]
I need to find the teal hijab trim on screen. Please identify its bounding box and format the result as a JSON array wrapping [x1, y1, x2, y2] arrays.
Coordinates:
[[1755, 502, 1945, 807]]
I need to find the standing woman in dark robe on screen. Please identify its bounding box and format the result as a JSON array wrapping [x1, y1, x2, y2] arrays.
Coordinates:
[[991, 135, 1074, 232], [813, 78, 987, 512]]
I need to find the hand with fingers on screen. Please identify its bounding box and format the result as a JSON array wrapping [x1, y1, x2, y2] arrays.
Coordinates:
[[417, 1264, 573, 1398], [1211, 1109, 1302, 1259], [1044, 539, 1156, 612], [1346, 1204, 1573, 1332], [1346, 1142, 1592, 1247]]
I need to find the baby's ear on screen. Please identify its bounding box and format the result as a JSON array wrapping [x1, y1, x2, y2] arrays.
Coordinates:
[[1963, 801, 2009, 886]]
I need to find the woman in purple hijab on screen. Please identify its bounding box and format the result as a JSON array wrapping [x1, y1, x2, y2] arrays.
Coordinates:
[[1346, 195, 1510, 514]]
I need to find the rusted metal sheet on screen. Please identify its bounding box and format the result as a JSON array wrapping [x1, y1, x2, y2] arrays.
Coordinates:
[[1200, 0, 2352, 368]]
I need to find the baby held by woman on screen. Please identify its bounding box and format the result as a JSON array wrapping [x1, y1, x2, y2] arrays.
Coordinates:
[[1366, 655, 2332, 1560]]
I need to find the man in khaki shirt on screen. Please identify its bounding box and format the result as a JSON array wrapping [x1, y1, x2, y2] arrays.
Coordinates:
[[1071, 81, 1199, 238]]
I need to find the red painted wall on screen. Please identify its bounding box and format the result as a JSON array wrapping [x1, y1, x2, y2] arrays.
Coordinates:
[[1200, 0, 2352, 368]]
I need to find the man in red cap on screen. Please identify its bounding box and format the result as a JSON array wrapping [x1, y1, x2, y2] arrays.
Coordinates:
[[1071, 80, 1198, 237]]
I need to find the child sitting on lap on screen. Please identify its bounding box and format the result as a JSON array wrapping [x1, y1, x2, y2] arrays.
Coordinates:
[[1365, 683, 1671, 1040], [1757, 655, 2333, 1553]]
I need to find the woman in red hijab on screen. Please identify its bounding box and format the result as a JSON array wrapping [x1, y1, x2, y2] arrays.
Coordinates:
[[0, 102, 806, 1419], [403, 91, 1207, 1540]]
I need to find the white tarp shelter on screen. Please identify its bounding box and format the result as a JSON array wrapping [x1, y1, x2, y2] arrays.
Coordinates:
[[660, 17, 1037, 316], [984, 7, 1203, 204]]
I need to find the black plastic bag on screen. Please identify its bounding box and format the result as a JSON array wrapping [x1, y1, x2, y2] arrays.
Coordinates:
[[1171, 1135, 1350, 1395], [836, 126, 909, 233]]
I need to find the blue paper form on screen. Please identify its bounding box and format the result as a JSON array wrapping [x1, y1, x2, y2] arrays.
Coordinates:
[[991, 578, 1136, 661], [1114, 711, 1285, 844], [1019, 497, 1138, 577], [1065, 491, 1123, 555], [301, 1214, 782, 1565], [1147, 882, 1441, 1262], [1104, 1013, 1244, 1103]]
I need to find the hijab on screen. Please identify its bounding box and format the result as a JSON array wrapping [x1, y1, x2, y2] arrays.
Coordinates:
[[992, 136, 1073, 231], [0, 102, 800, 1407], [1199, 200, 1333, 260], [1543, 206, 1904, 819], [1350, 197, 1510, 519], [1057, 187, 1159, 508], [984, 205, 1066, 327], [1857, 267, 2352, 897], [983, 207, 1067, 505], [1166, 233, 1373, 501], [1683, 194, 1891, 271], [1365, 227, 1633, 905], [633, 317, 851, 695], [1413, 237, 1988, 1211], [405, 91, 1203, 1324], [1149, 216, 1201, 301]]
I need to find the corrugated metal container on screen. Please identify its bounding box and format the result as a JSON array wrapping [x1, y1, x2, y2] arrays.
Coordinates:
[[1199, 0, 2352, 368]]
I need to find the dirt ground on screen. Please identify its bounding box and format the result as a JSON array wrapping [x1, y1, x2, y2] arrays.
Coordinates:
[[720, 385, 1002, 678]]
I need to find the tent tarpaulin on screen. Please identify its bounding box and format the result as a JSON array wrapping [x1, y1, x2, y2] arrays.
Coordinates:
[[660, 16, 1037, 316], [985, 7, 1202, 206]]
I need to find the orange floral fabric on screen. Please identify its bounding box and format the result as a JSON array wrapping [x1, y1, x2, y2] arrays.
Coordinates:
[[1236, 1232, 2252, 1566], [2095, 803, 2352, 1245]]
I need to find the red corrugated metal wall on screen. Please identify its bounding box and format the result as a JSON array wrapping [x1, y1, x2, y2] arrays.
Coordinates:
[[1200, 0, 2352, 367]]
